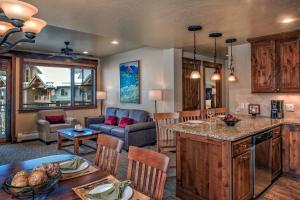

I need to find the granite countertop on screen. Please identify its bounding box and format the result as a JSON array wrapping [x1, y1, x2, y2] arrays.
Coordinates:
[[165, 115, 300, 141]]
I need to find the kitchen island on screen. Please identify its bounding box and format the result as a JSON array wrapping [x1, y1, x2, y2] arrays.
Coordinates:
[[166, 116, 300, 200]]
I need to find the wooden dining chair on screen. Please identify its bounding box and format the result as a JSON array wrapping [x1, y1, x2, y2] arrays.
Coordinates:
[[95, 134, 124, 176], [127, 146, 170, 200], [179, 110, 203, 122], [214, 107, 227, 116], [153, 112, 179, 153]]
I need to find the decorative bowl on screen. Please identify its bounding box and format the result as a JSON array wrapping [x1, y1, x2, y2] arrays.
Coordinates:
[[223, 119, 240, 127], [3, 171, 61, 199]]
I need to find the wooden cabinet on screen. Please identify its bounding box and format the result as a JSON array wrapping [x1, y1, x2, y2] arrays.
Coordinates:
[[249, 30, 300, 93], [233, 151, 252, 200], [278, 38, 300, 92], [282, 125, 300, 176], [272, 137, 282, 179], [251, 40, 276, 93]]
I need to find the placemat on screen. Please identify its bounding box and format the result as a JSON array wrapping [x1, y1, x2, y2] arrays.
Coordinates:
[[61, 164, 99, 181], [72, 175, 150, 200]]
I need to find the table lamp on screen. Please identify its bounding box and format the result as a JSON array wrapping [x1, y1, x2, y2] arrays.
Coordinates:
[[149, 89, 162, 113], [97, 91, 107, 115]]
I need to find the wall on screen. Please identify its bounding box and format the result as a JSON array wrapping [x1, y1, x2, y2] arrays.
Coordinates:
[[101, 47, 182, 114], [14, 57, 101, 137], [228, 43, 300, 118]]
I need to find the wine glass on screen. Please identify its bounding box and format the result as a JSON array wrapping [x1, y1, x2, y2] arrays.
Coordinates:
[[207, 109, 216, 128]]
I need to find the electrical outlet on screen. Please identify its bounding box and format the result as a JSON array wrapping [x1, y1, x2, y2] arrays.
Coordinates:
[[240, 102, 245, 109], [285, 104, 295, 112]]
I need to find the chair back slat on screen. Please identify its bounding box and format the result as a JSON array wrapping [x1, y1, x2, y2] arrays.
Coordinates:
[[154, 112, 179, 152], [127, 146, 170, 200], [179, 110, 204, 122], [202, 107, 227, 118], [95, 135, 123, 176]]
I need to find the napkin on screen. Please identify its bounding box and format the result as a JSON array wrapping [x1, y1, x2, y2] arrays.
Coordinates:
[[59, 157, 85, 170], [87, 181, 131, 200]]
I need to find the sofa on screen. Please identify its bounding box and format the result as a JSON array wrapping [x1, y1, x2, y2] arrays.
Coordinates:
[[85, 107, 156, 150], [37, 109, 77, 144]]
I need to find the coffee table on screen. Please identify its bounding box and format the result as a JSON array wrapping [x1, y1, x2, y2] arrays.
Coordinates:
[[57, 128, 101, 155]]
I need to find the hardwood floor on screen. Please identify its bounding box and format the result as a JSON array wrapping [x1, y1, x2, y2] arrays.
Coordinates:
[[260, 175, 300, 200]]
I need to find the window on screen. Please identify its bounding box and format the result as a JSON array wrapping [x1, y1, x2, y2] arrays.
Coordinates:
[[21, 61, 96, 111]]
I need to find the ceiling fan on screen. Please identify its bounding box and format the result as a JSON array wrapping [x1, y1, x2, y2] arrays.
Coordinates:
[[48, 41, 92, 60]]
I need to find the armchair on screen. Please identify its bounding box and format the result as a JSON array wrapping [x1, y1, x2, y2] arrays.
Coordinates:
[[37, 109, 77, 144]]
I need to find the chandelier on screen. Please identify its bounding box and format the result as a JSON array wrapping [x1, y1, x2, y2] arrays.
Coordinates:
[[0, 0, 47, 53], [209, 32, 222, 81]]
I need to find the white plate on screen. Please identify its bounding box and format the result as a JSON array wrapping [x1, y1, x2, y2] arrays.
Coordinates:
[[187, 120, 205, 124], [217, 115, 226, 118], [60, 160, 89, 174], [88, 183, 133, 200]]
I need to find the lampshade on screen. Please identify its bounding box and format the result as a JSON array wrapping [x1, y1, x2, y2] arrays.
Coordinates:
[[228, 73, 237, 82], [22, 17, 47, 33], [1, 0, 38, 22], [96, 91, 107, 100], [149, 90, 162, 101], [0, 21, 14, 36], [211, 71, 221, 81], [190, 70, 201, 79]]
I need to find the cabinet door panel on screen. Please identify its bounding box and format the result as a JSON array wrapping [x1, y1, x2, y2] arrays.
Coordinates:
[[251, 41, 276, 93], [272, 137, 282, 179], [278, 38, 300, 92], [233, 151, 252, 200], [289, 129, 300, 174]]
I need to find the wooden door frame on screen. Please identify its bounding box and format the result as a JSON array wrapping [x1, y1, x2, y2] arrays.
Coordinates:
[[0, 54, 16, 143]]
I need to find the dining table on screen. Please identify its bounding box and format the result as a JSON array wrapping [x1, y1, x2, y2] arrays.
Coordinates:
[[0, 154, 150, 200]]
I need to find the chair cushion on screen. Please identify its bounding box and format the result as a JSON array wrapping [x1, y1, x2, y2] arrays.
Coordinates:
[[90, 124, 116, 134], [104, 116, 117, 125], [106, 107, 118, 116], [50, 123, 72, 132], [46, 115, 65, 124], [110, 127, 125, 138], [118, 117, 134, 128], [129, 109, 150, 123]]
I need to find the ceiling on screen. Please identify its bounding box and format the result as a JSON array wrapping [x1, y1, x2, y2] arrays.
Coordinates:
[[17, 0, 300, 58]]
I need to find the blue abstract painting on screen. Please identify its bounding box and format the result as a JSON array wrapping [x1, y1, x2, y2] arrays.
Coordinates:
[[119, 61, 140, 103]]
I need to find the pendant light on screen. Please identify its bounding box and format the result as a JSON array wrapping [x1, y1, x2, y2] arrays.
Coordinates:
[[188, 25, 202, 79], [226, 38, 237, 82], [209, 32, 222, 81]]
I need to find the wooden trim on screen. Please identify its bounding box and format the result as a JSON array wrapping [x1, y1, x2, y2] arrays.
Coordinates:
[[18, 56, 98, 113], [247, 29, 300, 43]]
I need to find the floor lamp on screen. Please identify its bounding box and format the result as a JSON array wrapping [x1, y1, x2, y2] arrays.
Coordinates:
[[97, 91, 107, 116], [149, 90, 162, 113]]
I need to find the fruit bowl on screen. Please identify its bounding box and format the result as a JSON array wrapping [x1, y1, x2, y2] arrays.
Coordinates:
[[223, 115, 240, 127]]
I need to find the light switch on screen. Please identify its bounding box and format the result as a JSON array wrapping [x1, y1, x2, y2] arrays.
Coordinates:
[[285, 104, 295, 112]]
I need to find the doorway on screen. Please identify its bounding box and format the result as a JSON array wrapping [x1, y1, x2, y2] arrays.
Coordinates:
[[0, 57, 12, 142]]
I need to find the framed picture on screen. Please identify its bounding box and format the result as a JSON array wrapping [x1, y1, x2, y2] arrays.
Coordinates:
[[119, 60, 140, 104], [248, 104, 260, 116]]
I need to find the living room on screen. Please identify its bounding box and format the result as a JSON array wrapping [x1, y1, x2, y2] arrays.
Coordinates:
[[1, 0, 300, 200]]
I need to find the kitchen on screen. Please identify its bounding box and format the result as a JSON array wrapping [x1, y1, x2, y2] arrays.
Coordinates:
[[169, 30, 300, 200]]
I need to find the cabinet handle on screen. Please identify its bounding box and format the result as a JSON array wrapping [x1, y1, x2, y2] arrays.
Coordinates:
[[277, 88, 280, 92], [242, 144, 247, 148]]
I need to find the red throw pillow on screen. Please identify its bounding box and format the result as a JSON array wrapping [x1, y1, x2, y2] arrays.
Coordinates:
[[118, 117, 134, 128], [45, 115, 65, 124], [104, 116, 117, 125]]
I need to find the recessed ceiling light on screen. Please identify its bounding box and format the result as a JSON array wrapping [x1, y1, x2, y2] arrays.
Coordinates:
[[83, 51, 89, 54], [280, 17, 297, 24], [111, 40, 119, 45]]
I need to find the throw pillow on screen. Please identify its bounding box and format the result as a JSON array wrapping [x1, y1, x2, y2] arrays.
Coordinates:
[[45, 115, 65, 124], [118, 117, 134, 128], [104, 116, 117, 125]]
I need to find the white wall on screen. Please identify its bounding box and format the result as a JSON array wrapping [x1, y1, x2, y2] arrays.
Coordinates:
[[101, 47, 182, 114], [228, 43, 300, 118]]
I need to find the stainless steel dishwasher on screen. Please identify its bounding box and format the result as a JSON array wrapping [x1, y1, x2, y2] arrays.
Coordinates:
[[252, 130, 273, 198]]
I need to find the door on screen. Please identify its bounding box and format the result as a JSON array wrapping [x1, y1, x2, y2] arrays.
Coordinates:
[[289, 127, 300, 175], [233, 151, 252, 200], [272, 137, 282, 179], [278, 37, 300, 92], [251, 40, 276, 93], [0, 58, 12, 142]]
